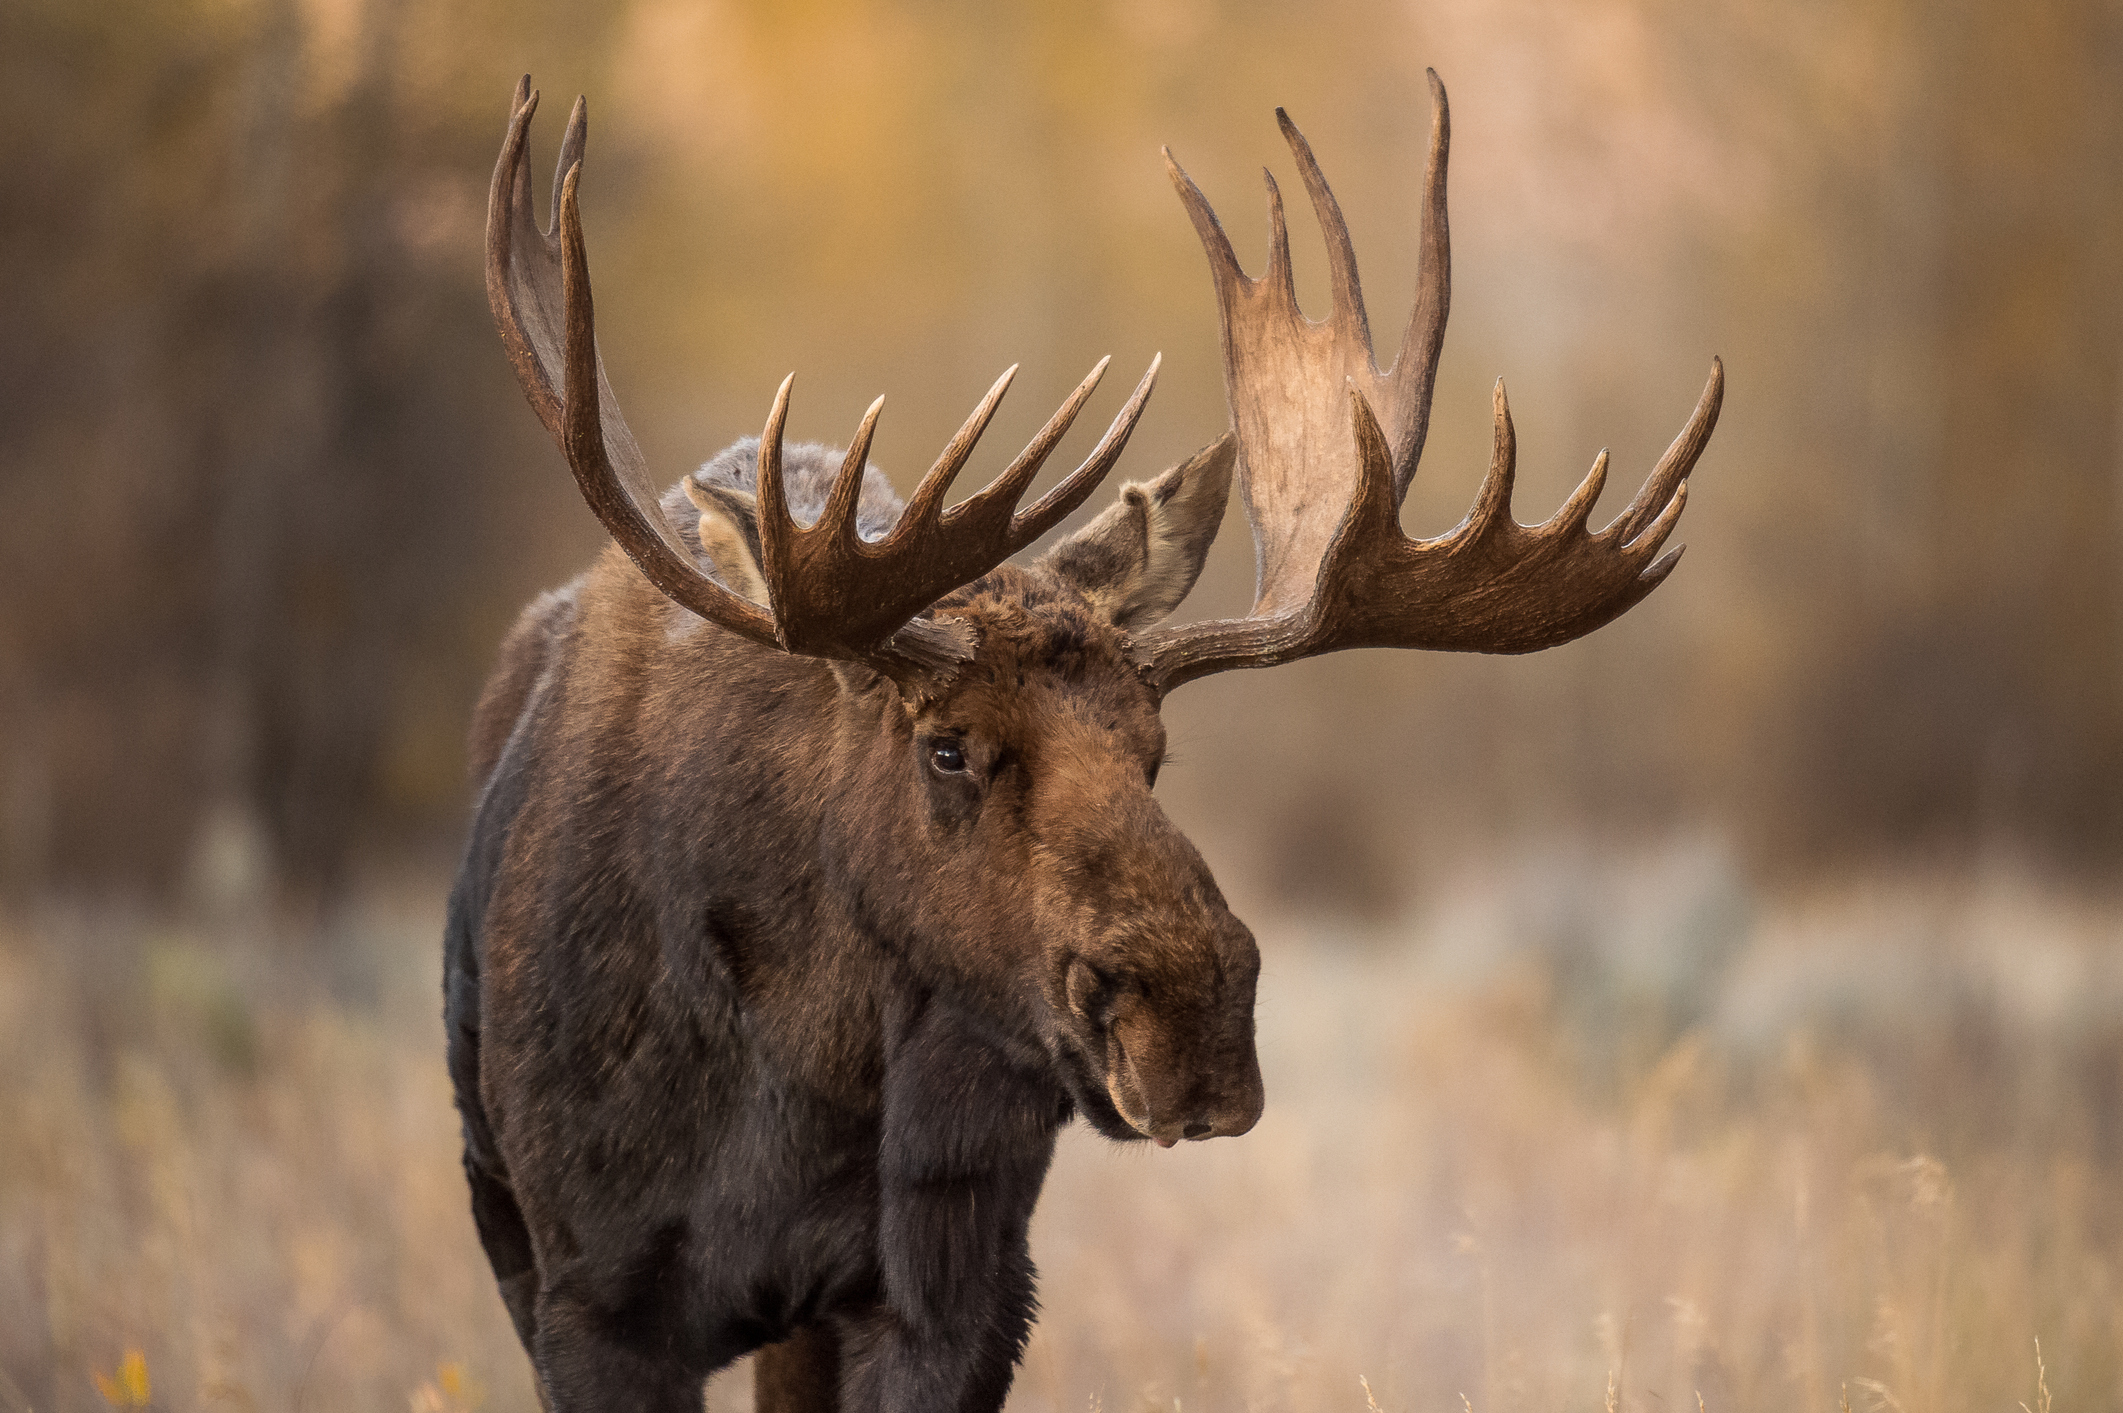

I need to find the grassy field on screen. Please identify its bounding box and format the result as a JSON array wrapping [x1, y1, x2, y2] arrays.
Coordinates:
[[1, 851, 2116, 1412]]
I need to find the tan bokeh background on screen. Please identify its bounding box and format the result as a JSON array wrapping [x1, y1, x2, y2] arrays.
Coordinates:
[[2, 1, 2120, 1410]]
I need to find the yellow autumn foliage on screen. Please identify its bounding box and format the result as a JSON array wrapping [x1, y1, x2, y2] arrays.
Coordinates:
[[92, 1349, 149, 1407]]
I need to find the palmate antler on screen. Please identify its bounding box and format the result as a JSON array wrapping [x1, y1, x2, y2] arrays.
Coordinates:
[[1133, 70, 1723, 693], [487, 77, 1158, 678]]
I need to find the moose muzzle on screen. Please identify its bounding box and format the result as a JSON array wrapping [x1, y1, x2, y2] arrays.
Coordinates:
[[1105, 998, 1265, 1146]]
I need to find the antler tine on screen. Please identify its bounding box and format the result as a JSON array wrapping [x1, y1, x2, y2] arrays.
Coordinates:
[[1343, 385, 1402, 539], [1011, 353, 1161, 548], [897, 365, 1020, 533], [505, 76, 540, 258], [1461, 377, 1518, 536], [1545, 448, 1610, 539], [557, 161, 602, 470], [1383, 68, 1453, 503], [1277, 109, 1374, 354], [944, 356, 1111, 532], [1610, 357, 1723, 542], [1639, 542, 1686, 589], [816, 395, 886, 549], [552, 95, 587, 238], [755, 373, 797, 587], [1624, 480, 1688, 558], [553, 156, 661, 551], [1164, 149, 1246, 297], [1261, 170, 1297, 308], [487, 82, 561, 442]]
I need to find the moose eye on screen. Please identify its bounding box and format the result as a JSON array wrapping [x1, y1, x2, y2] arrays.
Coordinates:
[[928, 740, 967, 774]]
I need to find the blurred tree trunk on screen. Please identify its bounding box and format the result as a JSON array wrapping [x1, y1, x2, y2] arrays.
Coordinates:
[[0, 0, 556, 913]]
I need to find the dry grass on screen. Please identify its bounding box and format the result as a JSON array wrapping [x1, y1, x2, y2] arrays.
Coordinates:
[[1, 852, 2117, 1411]]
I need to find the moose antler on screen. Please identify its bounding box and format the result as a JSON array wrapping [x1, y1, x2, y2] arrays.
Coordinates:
[[1133, 70, 1723, 693], [487, 77, 1158, 678]]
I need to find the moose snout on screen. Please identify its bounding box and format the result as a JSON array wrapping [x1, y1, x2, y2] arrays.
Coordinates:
[[1157, 1093, 1264, 1146], [1139, 1078, 1264, 1147], [1107, 1008, 1265, 1147]]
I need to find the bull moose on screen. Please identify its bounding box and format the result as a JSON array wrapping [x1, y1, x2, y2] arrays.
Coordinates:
[[446, 68, 1721, 1412]]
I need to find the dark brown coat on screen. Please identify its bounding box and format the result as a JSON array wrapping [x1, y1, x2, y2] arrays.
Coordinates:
[[445, 442, 1259, 1412]]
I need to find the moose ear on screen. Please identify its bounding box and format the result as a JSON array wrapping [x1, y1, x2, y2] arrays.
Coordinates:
[[684, 478, 771, 607], [1042, 434, 1236, 630]]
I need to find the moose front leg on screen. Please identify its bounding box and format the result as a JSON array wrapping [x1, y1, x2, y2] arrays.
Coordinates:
[[838, 995, 1064, 1413]]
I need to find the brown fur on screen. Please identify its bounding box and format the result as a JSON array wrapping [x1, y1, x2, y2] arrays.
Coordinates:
[[444, 439, 1252, 1411]]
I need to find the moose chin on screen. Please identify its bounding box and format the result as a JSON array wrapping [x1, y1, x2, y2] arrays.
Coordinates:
[[446, 69, 1720, 1412]]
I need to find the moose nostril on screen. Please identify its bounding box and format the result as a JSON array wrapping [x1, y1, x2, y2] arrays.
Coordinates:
[[1183, 1121, 1212, 1140]]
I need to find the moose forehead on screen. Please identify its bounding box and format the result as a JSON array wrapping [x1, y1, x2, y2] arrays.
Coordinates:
[[919, 565, 1164, 761]]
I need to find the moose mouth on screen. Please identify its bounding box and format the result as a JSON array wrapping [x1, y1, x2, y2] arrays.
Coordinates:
[[1102, 1043, 1165, 1145], [1095, 1025, 1226, 1148], [1050, 958, 1265, 1146], [1049, 1024, 1159, 1144]]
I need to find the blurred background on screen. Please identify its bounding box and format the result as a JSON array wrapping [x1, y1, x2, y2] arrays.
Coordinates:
[[2, 0, 2119, 1410]]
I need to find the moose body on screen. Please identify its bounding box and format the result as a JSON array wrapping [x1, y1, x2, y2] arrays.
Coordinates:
[[447, 447, 1262, 1411], [453, 70, 1718, 1412]]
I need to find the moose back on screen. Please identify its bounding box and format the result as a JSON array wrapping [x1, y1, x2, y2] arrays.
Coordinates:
[[447, 71, 1720, 1412]]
